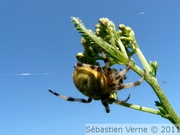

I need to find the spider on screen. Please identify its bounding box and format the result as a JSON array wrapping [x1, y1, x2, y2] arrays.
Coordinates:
[[49, 49, 145, 113]]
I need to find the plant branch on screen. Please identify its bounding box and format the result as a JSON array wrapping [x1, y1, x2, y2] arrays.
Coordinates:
[[71, 17, 180, 130]]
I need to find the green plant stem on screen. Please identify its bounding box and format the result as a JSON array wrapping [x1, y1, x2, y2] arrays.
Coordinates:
[[115, 101, 161, 116], [116, 38, 128, 58], [135, 47, 152, 73], [131, 64, 180, 130]]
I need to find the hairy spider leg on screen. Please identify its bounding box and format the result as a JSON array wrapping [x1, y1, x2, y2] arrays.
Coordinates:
[[114, 94, 131, 104], [114, 66, 131, 81], [49, 89, 92, 103], [114, 72, 146, 90], [111, 65, 131, 90], [100, 48, 114, 77], [113, 60, 134, 81], [100, 48, 110, 69]]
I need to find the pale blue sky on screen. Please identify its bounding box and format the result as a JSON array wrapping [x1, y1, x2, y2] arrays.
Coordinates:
[[1, 0, 180, 135]]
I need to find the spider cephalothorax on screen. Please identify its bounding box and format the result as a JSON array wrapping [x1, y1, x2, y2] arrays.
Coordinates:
[[49, 50, 145, 113]]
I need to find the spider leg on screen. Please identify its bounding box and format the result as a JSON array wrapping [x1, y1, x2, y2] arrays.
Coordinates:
[[114, 65, 131, 81], [49, 89, 92, 103], [101, 100, 110, 113], [113, 60, 134, 82], [101, 94, 130, 113], [100, 93, 111, 113], [100, 48, 110, 69], [100, 48, 115, 78], [110, 63, 131, 90], [114, 72, 146, 90], [114, 94, 131, 104]]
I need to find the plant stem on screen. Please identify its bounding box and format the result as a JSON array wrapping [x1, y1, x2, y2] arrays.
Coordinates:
[[131, 64, 180, 130], [115, 101, 161, 116], [135, 47, 152, 73]]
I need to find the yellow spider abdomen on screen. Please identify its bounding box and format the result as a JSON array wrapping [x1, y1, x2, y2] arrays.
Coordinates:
[[73, 67, 107, 100]]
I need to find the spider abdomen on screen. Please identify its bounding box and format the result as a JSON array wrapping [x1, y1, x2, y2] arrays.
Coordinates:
[[73, 66, 108, 100]]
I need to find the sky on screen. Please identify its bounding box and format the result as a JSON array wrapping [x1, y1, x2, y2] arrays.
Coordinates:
[[1, 0, 180, 135]]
